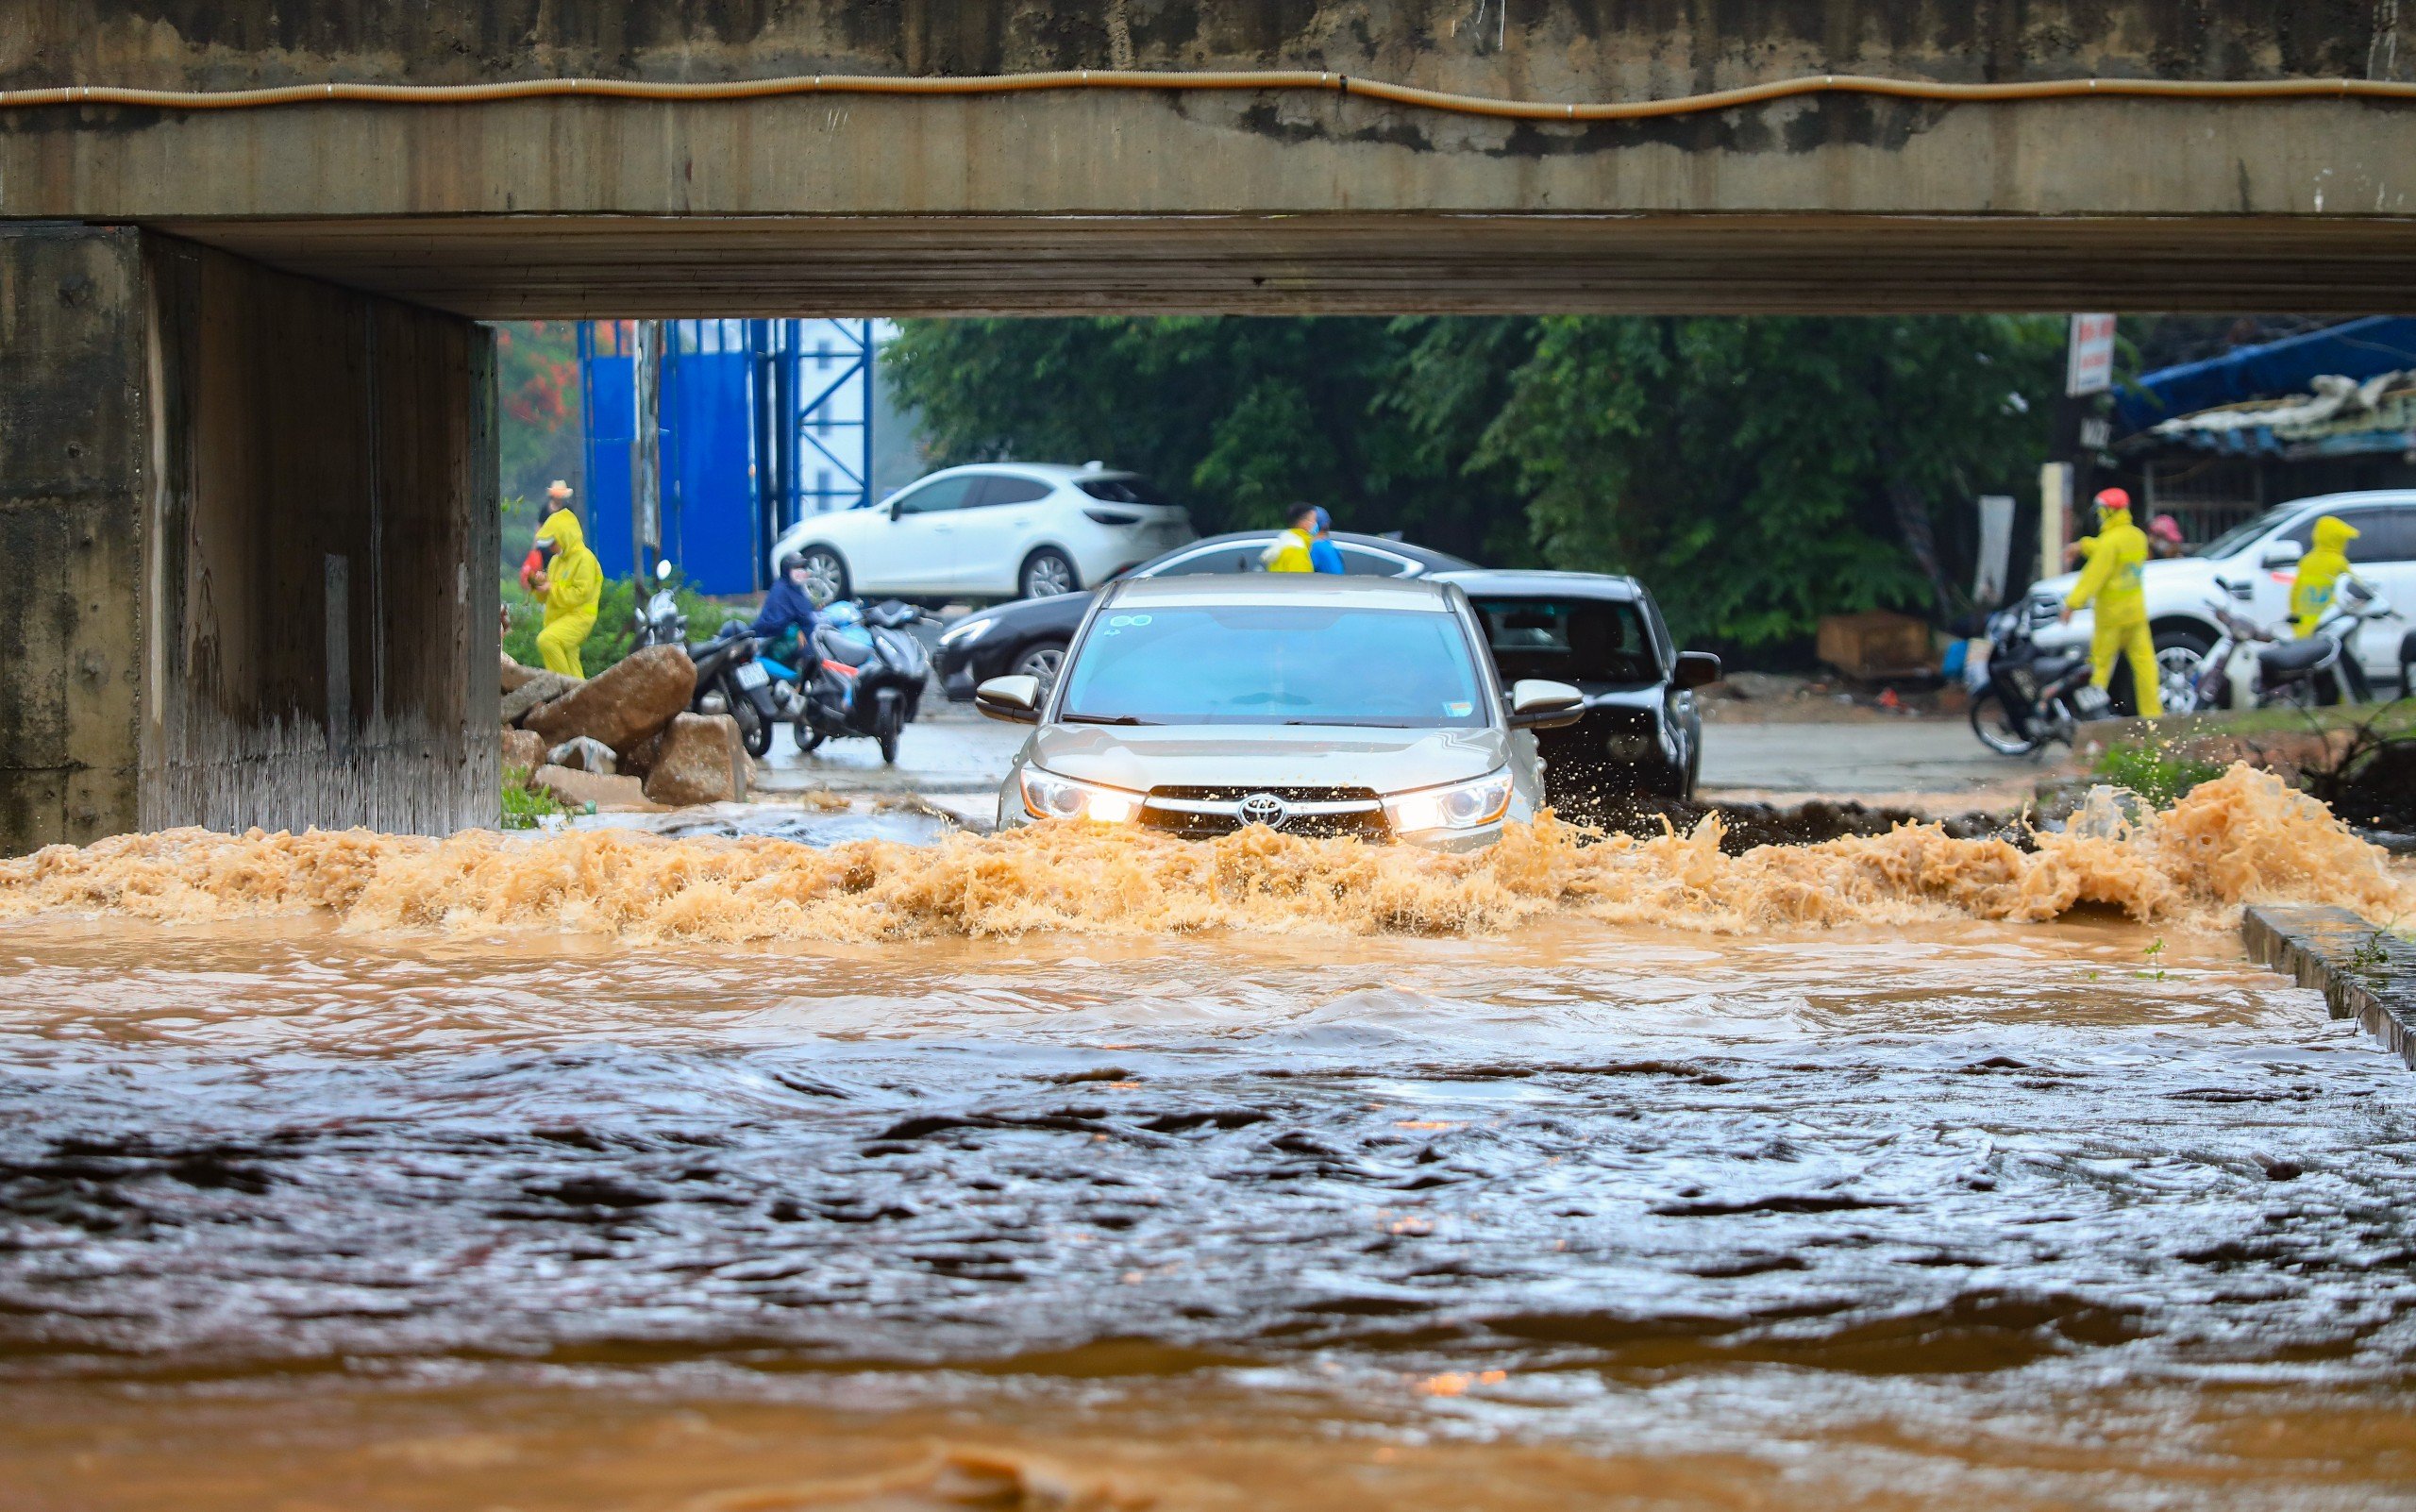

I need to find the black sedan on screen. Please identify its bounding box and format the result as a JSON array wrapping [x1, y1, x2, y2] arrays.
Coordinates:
[[1432, 569, 1720, 804], [934, 529, 1474, 700]]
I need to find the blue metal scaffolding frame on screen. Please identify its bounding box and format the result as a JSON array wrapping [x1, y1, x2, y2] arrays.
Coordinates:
[[579, 318, 877, 592]]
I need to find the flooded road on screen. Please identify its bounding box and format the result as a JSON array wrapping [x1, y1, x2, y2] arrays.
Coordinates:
[[2, 768, 2412, 1508]]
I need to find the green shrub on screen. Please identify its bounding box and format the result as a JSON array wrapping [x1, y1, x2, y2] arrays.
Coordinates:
[[2094, 739, 2223, 808], [503, 570, 730, 677], [500, 767, 571, 830]]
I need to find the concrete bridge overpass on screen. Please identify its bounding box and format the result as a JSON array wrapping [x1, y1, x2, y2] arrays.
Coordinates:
[[6, 0, 2416, 850]]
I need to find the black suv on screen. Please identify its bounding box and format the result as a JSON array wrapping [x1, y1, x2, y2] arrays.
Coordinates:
[[1433, 569, 1720, 803]]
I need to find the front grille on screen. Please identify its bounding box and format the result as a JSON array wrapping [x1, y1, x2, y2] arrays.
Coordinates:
[[1138, 785, 1388, 841]]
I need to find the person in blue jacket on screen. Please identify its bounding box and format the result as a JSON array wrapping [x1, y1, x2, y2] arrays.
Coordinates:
[[751, 552, 821, 672], [1309, 507, 1346, 574]]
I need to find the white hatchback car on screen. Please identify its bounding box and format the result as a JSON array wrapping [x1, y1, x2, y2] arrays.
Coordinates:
[[769, 463, 1195, 604]]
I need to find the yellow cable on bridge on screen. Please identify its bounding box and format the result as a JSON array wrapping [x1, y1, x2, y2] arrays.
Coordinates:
[[1, 70, 2410, 119]]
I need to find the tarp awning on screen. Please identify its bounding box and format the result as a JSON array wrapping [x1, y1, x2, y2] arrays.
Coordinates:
[[2112, 316, 2416, 434]]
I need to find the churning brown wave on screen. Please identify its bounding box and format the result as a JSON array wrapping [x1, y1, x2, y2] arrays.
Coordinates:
[[0, 765, 2405, 942]]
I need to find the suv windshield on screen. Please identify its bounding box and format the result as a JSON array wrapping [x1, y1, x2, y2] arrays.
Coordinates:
[[1057, 604, 1489, 728], [2199, 503, 2304, 560]]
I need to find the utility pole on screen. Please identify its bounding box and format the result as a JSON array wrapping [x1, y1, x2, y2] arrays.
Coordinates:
[[2044, 314, 2117, 579], [630, 319, 663, 579]]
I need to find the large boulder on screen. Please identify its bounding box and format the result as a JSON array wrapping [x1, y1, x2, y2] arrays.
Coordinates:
[[526, 645, 696, 751], [502, 671, 581, 726], [500, 654, 542, 695], [643, 713, 748, 807], [616, 727, 666, 781], [529, 764, 657, 812], [500, 727, 545, 773]]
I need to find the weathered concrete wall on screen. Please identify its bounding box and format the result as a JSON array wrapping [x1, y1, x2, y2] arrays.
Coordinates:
[[0, 224, 147, 848], [5, 2, 2406, 92], [140, 237, 498, 837], [0, 224, 495, 855]]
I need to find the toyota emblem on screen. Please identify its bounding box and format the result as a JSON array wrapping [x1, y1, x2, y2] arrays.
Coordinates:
[[1236, 793, 1290, 829]]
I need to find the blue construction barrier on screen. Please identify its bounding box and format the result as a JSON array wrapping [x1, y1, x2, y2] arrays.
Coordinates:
[[578, 321, 874, 595]]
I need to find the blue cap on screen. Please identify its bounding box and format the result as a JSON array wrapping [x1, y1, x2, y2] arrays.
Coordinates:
[[1312, 507, 1333, 532]]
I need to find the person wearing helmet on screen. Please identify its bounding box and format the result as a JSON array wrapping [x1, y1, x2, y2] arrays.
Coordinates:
[[2148, 513, 2187, 560], [1308, 506, 1346, 574], [2059, 486, 2160, 717], [530, 500, 602, 677], [750, 551, 823, 666], [2290, 515, 2361, 637]]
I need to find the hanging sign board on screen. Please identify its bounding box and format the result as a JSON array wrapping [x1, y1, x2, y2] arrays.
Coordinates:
[[2067, 313, 2116, 396]]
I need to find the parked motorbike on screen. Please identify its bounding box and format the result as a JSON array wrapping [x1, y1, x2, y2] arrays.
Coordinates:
[[767, 599, 931, 764], [1969, 600, 2114, 756], [2177, 579, 2276, 714], [682, 619, 782, 758], [2251, 575, 2395, 709], [631, 559, 687, 648]]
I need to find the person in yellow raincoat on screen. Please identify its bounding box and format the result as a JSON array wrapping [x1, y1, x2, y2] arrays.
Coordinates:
[[2060, 486, 2159, 717], [1257, 504, 1320, 573], [2290, 514, 2360, 636], [530, 506, 602, 676]]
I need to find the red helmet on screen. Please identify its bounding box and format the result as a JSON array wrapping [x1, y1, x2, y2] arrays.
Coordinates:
[[2148, 513, 2184, 544], [2092, 487, 2132, 512]]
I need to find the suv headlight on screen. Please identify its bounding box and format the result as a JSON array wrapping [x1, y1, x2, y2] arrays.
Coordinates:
[[938, 615, 995, 647], [1383, 769, 1513, 833], [1019, 767, 1144, 824]]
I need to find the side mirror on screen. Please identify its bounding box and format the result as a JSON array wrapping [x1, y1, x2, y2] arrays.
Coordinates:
[[1506, 679, 1586, 730], [2259, 539, 2305, 571], [974, 674, 1043, 724], [1673, 650, 1722, 690], [655, 559, 674, 582]]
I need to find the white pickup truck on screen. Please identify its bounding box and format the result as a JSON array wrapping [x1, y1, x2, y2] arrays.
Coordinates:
[[2024, 489, 2416, 708]]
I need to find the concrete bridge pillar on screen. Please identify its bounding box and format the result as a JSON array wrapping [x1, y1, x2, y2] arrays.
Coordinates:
[[1, 224, 497, 854]]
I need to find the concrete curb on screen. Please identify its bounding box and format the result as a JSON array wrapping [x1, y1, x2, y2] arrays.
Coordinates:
[[2241, 904, 2416, 1069]]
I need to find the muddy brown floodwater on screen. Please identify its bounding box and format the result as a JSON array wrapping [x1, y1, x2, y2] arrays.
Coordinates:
[[1, 768, 2412, 1509]]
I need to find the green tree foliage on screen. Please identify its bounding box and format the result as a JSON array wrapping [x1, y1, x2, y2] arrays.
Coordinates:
[[1468, 316, 2063, 647], [887, 314, 2062, 649], [884, 317, 1530, 563], [494, 322, 585, 570]]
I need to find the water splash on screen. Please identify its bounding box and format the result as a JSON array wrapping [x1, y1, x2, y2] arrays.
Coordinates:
[[1, 765, 2405, 942]]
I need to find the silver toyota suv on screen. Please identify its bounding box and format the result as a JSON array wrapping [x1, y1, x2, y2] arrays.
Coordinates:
[[973, 575, 1585, 850]]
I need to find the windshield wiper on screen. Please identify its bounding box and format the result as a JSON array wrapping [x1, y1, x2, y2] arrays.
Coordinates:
[[1062, 713, 1158, 726]]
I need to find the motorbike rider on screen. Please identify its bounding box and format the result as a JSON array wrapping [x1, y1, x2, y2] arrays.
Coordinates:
[[2290, 515, 2361, 636], [2058, 486, 2160, 718], [530, 503, 602, 677], [751, 552, 822, 671]]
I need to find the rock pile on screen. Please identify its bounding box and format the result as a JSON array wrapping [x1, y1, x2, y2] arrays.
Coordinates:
[[499, 647, 750, 811]]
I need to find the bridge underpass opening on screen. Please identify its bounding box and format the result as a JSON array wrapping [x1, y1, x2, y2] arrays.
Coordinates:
[[6, 211, 2411, 856], [9, 0, 2416, 852]]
